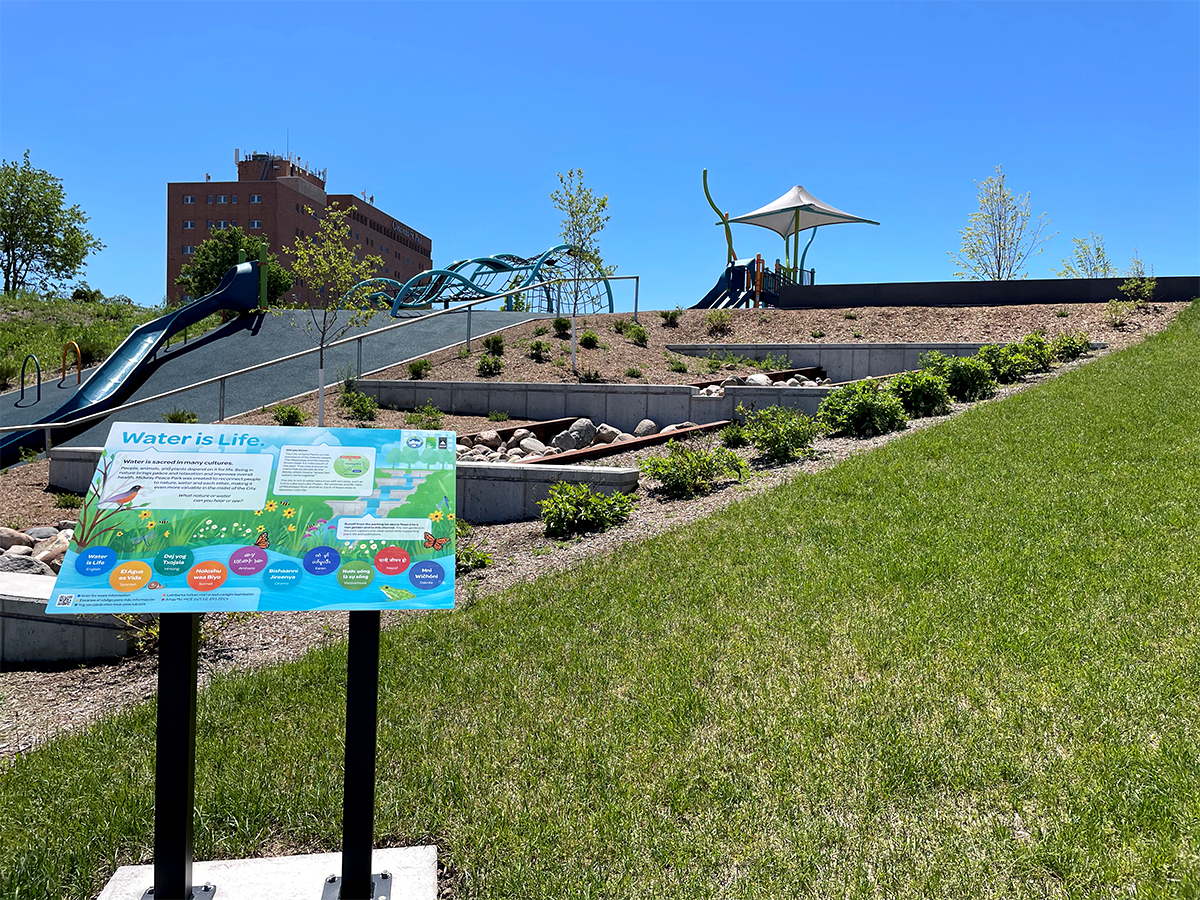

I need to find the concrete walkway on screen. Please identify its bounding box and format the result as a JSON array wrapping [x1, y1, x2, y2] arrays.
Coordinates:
[[0, 308, 538, 447]]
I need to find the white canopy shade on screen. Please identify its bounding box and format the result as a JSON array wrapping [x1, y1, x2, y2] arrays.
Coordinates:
[[724, 185, 879, 238]]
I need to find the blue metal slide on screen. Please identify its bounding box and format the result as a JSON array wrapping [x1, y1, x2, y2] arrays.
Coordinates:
[[0, 262, 261, 467]]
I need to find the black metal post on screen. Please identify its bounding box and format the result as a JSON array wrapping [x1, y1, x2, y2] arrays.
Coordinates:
[[340, 610, 381, 898], [152, 612, 201, 899]]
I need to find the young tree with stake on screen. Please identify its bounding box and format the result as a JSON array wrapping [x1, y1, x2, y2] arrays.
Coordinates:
[[949, 164, 1055, 280], [550, 169, 615, 372]]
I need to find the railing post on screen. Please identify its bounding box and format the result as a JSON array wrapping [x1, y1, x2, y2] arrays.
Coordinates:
[[466, 305, 472, 351], [633, 276, 640, 323], [45, 428, 51, 454], [218, 378, 226, 422], [356, 338, 363, 377]]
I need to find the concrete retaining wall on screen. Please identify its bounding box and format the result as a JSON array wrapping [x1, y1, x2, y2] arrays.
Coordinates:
[[1, 573, 130, 666]]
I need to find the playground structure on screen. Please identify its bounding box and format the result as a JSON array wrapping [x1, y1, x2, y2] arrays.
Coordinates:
[[695, 170, 879, 309], [354, 244, 614, 316]]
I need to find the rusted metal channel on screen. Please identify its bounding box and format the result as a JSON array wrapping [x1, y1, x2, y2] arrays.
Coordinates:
[[459, 416, 577, 446], [688, 366, 825, 389], [516, 420, 731, 466]]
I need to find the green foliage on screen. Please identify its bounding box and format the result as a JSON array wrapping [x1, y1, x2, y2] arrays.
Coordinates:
[[949, 164, 1055, 280], [533, 324, 549, 336], [54, 491, 84, 509], [456, 542, 492, 574], [611, 317, 630, 334], [271, 404, 308, 426], [853, 330, 863, 338], [457, 345, 470, 360], [404, 401, 442, 430], [487, 410, 510, 422], [625, 366, 643, 379], [1118, 253, 1156, 309], [658, 307, 682, 327], [177, 225, 292, 304], [1017, 332, 1054, 371], [626, 323, 649, 347], [528, 339, 552, 362], [641, 440, 747, 499], [407, 358, 432, 380], [667, 355, 689, 374], [738, 403, 819, 462], [759, 351, 789, 372], [705, 309, 732, 336], [810, 330, 825, 339], [817, 380, 908, 438], [552, 316, 571, 338], [341, 390, 378, 421], [844, 312, 858, 320], [551, 357, 567, 367], [161, 407, 198, 424], [0, 355, 16, 390], [0, 150, 104, 293], [578, 329, 600, 349], [18, 446, 39, 464], [920, 351, 997, 402], [887, 370, 952, 418], [577, 368, 602, 383], [538, 481, 634, 537], [1052, 231, 1116, 278], [477, 355, 505, 377], [481, 334, 505, 356], [977, 343, 1037, 383], [1106, 299, 1135, 328], [1056, 308, 1069, 317], [1052, 331, 1091, 361], [718, 422, 749, 448], [550, 169, 615, 314]]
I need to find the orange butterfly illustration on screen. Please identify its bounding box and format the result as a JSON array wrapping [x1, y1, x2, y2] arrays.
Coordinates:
[[423, 532, 450, 551], [254, 531, 270, 550]]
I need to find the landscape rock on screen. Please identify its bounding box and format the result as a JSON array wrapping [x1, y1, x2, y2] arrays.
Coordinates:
[[48, 558, 62, 574], [56, 519, 79, 530], [544, 446, 562, 455], [511, 428, 533, 443], [0, 527, 36, 551], [661, 421, 699, 434], [550, 429, 578, 452], [505, 448, 525, 460], [474, 430, 503, 450], [6, 544, 33, 557], [0, 554, 55, 576], [567, 417, 597, 447], [457, 435, 474, 449], [786, 378, 801, 386], [633, 418, 659, 437], [595, 423, 621, 444], [745, 373, 773, 387], [519, 437, 547, 454], [617, 432, 635, 442], [721, 376, 746, 387], [33, 532, 71, 564], [23, 526, 59, 541]]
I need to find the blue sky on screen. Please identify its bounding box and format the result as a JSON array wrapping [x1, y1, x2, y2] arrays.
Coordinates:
[[2, 1, 1197, 310]]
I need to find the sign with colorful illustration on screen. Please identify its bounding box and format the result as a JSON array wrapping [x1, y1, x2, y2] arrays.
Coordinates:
[[46, 423, 457, 614]]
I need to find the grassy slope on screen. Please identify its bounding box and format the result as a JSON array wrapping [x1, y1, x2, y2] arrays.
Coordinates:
[[2, 305, 1198, 899]]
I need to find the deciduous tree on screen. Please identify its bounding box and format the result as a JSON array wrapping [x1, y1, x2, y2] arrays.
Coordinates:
[[550, 169, 615, 370], [0, 151, 104, 294], [949, 164, 1055, 280], [1052, 232, 1116, 278], [176, 225, 292, 303]]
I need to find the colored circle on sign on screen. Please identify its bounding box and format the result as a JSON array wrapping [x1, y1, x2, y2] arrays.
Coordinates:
[[228, 546, 268, 576], [303, 546, 341, 576], [186, 561, 228, 592], [154, 548, 194, 577], [374, 546, 410, 576], [408, 560, 445, 591], [264, 560, 302, 589], [109, 561, 153, 592], [333, 455, 369, 478], [75, 546, 116, 577], [337, 560, 375, 590]]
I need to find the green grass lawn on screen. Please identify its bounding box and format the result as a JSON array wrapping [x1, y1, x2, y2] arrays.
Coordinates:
[[3, 304, 1198, 899]]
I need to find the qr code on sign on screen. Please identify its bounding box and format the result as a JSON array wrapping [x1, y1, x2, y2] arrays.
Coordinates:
[[55, 595, 74, 608]]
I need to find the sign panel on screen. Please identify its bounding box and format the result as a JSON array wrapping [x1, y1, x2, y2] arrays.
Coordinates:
[[47, 423, 457, 614]]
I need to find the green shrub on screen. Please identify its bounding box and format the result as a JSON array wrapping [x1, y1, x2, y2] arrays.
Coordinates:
[[404, 401, 442, 429], [456, 542, 492, 574], [612, 317, 630, 334], [625, 367, 643, 379], [481, 334, 505, 356], [539, 482, 634, 537], [1119, 274, 1156, 309], [1052, 331, 1091, 361], [1056, 308, 1069, 317], [271, 404, 308, 426], [641, 440, 747, 499], [161, 407, 198, 424], [919, 352, 997, 402], [659, 308, 682, 327], [667, 356, 689, 374], [843, 312, 857, 320], [579, 329, 600, 349], [718, 422, 749, 448], [739, 403, 818, 462], [1018, 332, 1054, 372], [533, 324, 549, 336], [817, 380, 908, 438], [0, 357, 17, 390], [457, 345, 471, 360], [343, 390, 378, 421], [810, 330, 826, 339], [528, 339, 552, 362], [552, 357, 568, 367], [887, 370, 951, 418], [626, 323, 649, 347], [552, 316, 571, 338], [408, 358, 433, 380], [758, 351, 789, 372], [488, 410, 509, 422], [853, 330, 863, 338], [578, 369, 603, 383], [1106, 299, 1135, 328], [705, 309, 733, 336], [55, 491, 84, 509], [477, 355, 505, 377], [977, 344, 1036, 383]]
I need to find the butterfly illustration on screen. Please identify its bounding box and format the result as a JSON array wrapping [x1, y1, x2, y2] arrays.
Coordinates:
[[254, 531, 270, 550], [423, 532, 450, 551]]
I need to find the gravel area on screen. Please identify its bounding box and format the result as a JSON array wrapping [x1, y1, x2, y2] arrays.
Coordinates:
[[0, 302, 1184, 763]]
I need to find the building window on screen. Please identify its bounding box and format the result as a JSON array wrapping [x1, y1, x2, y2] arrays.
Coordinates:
[[207, 195, 213, 204], [230, 220, 237, 227], [215, 220, 227, 230], [183, 221, 195, 230], [182, 295, 194, 303], [250, 194, 262, 204], [217, 195, 228, 204], [207, 220, 214, 230], [183, 195, 195, 204], [296, 203, 300, 212], [249, 219, 262, 229], [231, 194, 237, 204], [183, 246, 195, 255]]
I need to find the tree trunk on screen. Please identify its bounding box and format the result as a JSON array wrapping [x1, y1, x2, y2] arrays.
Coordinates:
[[318, 343, 325, 427]]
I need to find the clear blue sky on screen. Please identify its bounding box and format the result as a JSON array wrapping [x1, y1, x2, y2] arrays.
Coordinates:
[[2, 1, 1197, 310]]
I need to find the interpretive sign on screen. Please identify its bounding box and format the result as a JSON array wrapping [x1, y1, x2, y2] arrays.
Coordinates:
[[47, 422, 457, 614]]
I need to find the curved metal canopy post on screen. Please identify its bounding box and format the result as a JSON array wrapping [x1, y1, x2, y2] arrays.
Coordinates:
[[703, 169, 736, 264], [799, 228, 818, 282]]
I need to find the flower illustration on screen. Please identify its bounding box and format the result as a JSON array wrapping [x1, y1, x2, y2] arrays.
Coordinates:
[[138, 510, 152, 520], [264, 501, 278, 512], [282, 508, 296, 519], [254, 510, 263, 516], [163, 531, 170, 538], [146, 521, 156, 529], [429, 510, 445, 523], [287, 524, 296, 532], [448, 513, 455, 521], [116, 531, 124, 537], [257, 524, 265, 532]]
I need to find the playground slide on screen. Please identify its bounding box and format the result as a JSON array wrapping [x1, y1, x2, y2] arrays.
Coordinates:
[[0, 262, 261, 467], [691, 272, 753, 310]]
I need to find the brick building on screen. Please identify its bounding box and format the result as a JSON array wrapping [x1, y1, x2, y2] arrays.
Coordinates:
[[165, 150, 433, 304]]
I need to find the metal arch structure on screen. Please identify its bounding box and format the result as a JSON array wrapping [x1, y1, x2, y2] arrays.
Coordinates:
[[353, 244, 614, 317]]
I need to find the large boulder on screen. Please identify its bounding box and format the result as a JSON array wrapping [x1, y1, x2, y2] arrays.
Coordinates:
[[616, 432, 635, 442], [0, 527, 35, 551], [0, 554, 55, 576], [474, 430, 503, 450], [23, 526, 59, 541], [594, 423, 621, 444], [720, 376, 746, 387], [33, 532, 71, 564], [745, 373, 773, 387], [511, 428, 533, 443], [661, 421, 699, 434], [550, 429, 578, 452], [633, 418, 659, 437], [567, 417, 597, 447], [519, 437, 547, 455], [457, 435, 474, 449], [6, 545, 33, 557]]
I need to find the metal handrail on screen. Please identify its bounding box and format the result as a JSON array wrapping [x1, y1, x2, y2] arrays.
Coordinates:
[[0, 276, 632, 434]]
